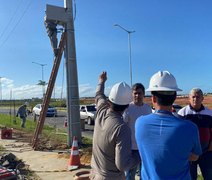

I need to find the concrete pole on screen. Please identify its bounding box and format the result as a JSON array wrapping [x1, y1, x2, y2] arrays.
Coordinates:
[[64, 0, 81, 146]]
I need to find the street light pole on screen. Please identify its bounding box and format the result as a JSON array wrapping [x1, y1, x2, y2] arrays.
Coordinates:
[[32, 62, 47, 98], [0, 77, 2, 101], [114, 24, 135, 87], [32, 62, 47, 82]]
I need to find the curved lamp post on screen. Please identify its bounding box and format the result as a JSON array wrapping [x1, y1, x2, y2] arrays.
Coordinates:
[[114, 24, 135, 87]]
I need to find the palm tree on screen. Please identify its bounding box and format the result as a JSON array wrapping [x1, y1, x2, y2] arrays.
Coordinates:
[[37, 80, 48, 98]]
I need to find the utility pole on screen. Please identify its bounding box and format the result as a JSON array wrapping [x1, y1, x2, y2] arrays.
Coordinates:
[[45, 0, 81, 146], [64, 0, 81, 146]]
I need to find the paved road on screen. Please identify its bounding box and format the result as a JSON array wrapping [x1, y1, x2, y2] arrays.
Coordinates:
[[0, 108, 94, 139]]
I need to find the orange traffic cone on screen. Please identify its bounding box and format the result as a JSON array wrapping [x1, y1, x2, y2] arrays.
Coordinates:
[[68, 136, 81, 171]]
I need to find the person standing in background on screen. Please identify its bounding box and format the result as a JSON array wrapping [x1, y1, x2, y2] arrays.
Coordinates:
[[178, 88, 212, 180], [16, 102, 28, 128], [123, 83, 152, 180]]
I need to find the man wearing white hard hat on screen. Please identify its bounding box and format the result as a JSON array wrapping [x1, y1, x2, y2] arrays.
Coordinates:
[[135, 71, 202, 179], [90, 71, 140, 180]]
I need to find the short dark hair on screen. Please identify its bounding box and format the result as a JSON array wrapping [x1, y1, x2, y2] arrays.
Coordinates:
[[151, 91, 176, 106], [132, 83, 145, 93], [109, 101, 129, 112]]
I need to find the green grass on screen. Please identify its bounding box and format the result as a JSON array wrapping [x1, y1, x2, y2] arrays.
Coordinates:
[[0, 114, 92, 149], [0, 114, 55, 134], [197, 175, 204, 180]]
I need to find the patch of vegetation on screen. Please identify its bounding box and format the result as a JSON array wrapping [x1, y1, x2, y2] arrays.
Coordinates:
[[0, 114, 92, 149], [197, 175, 204, 180]]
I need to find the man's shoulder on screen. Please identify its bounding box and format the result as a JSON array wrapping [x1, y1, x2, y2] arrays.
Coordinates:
[[136, 113, 154, 121], [202, 106, 212, 116]]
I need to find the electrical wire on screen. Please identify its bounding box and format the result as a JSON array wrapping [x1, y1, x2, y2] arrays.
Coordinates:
[[0, 0, 34, 48], [0, 0, 24, 41], [73, 0, 77, 21]]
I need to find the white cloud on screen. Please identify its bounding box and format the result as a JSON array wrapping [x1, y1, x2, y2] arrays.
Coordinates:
[[79, 84, 95, 97], [1, 78, 112, 100], [1, 77, 14, 89], [1, 78, 97, 100]]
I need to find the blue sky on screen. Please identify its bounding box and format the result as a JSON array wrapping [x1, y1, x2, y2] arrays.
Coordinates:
[[1, 0, 212, 100]]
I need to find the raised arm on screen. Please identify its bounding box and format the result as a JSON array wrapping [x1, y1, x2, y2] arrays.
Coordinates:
[[98, 71, 107, 84], [95, 71, 107, 107]]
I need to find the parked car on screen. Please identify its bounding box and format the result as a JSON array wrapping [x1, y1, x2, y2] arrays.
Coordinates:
[[80, 105, 96, 125], [32, 104, 57, 117], [172, 104, 183, 113]]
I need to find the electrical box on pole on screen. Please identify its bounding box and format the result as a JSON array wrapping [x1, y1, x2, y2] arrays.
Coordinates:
[[45, 4, 68, 25]]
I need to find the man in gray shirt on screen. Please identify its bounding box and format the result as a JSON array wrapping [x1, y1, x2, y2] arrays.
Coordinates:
[[90, 71, 140, 180], [123, 83, 152, 180], [16, 102, 28, 128]]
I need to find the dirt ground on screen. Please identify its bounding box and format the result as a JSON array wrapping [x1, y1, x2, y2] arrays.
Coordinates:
[[13, 129, 92, 164], [1, 129, 92, 179], [145, 95, 212, 109]]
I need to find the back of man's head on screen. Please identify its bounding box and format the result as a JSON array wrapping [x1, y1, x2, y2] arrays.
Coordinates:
[[151, 91, 176, 106]]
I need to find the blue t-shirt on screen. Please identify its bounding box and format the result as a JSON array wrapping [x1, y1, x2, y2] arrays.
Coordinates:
[[135, 110, 202, 180]]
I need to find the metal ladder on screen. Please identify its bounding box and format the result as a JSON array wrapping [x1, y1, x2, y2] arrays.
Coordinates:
[[32, 32, 67, 149]]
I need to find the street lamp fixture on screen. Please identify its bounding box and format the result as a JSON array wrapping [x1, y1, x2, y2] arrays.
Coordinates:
[[32, 62, 47, 98], [114, 24, 135, 87], [32, 62, 47, 81]]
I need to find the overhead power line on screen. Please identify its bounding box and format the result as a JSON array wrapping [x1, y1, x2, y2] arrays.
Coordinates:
[[0, 0, 24, 41], [0, 0, 34, 48]]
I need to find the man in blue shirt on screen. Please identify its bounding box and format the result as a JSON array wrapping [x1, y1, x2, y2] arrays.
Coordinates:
[[135, 71, 202, 180]]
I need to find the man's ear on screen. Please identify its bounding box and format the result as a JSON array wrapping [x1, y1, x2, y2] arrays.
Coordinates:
[[151, 95, 157, 104]]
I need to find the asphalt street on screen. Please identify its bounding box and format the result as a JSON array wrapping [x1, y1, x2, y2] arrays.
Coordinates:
[[0, 108, 94, 139]]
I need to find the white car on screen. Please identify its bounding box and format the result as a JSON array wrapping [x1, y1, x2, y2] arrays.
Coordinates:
[[32, 104, 57, 117], [80, 105, 96, 125]]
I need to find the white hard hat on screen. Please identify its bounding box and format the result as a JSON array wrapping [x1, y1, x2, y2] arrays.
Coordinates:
[[109, 82, 132, 105], [24, 102, 29, 106], [146, 71, 182, 92]]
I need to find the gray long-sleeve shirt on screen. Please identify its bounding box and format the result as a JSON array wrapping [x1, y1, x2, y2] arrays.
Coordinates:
[[90, 82, 140, 180], [17, 105, 27, 118]]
